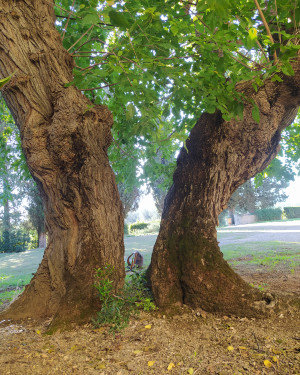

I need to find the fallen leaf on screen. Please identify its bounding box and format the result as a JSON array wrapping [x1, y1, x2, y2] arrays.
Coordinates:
[[148, 361, 155, 367], [145, 324, 152, 329], [272, 356, 278, 363], [264, 359, 273, 368], [168, 362, 175, 371], [239, 346, 247, 350], [271, 348, 282, 355], [95, 362, 106, 369], [187, 368, 194, 374], [143, 345, 156, 352], [36, 330, 41, 335], [93, 327, 106, 334], [133, 350, 142, 355], [227, 346, 234, 351]]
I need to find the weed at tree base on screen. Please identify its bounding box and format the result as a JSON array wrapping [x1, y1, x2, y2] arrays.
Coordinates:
[[92, 265, 156, 333]]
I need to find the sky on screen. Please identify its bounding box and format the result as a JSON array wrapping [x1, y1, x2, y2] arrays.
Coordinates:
[[281, 175, 300, 207]]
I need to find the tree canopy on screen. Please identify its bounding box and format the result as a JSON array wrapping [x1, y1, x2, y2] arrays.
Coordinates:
[[52, 0, 300, 184], [0, 0, 299, 191]]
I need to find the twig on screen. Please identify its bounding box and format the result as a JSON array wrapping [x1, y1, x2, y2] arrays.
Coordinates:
[[253, 332, 261, 352], [67, 25, 94, 52], [256, 39, 269, 63], [73, 38, 105, 54], [126, 30, 140, 64], [50, 0, 79, 18], [79, 83, 118, 91], [121, 56, 145, 71], [274, 0, 282, 44], [254, 0, 278, 62], [230, 55, 255, 70], [61, 0, 75, 41]]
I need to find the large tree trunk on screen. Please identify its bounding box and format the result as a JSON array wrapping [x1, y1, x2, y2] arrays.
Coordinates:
[[149, 60, 300, 317], [0, 1, 124, 325]]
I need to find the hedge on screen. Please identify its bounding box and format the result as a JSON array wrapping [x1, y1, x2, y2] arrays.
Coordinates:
[[254, 208, 282, 222], [130, 222, 149, 231], [284, 207, 300, 219]]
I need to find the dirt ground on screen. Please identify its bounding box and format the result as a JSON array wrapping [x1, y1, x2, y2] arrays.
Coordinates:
[[0, 263, 299, 374], [0, 222, 299, 374]]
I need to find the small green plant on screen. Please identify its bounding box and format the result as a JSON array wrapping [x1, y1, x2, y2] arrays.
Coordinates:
[[93, 265, 155, 332]]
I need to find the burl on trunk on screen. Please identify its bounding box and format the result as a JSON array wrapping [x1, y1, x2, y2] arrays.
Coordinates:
[[0, 1, 124, 324], [149, 60, 300, 317]]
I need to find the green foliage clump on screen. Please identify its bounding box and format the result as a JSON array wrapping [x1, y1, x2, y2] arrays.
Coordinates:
[[93, 265, 155, 333], [130, 222, 149, 232], [284, 207, 300, 219], [138, 220, 161, 235], [255, 208, 282, 222]]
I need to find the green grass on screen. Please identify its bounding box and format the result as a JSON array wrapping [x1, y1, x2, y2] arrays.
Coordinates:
[[223, 241, 300, 272], [0, 248, 44, 305]]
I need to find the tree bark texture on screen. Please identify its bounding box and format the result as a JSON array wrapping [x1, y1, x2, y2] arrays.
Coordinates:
[[149, 58, 300, 316], [0, 1, 124, 324]]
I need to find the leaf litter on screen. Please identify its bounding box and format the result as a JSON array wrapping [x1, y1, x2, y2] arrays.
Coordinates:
[[0, 297, 299, 375]]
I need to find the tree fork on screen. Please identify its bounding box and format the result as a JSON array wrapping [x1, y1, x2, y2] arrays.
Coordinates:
[[149, 61, 300, 316], [0, 1, 125, 324]]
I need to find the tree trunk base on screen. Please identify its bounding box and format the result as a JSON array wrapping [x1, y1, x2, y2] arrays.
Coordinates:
[[149, 231, 275, 318]]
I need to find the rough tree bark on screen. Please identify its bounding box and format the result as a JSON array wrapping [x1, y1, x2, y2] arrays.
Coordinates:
[[149, 59, 300, 317], [0, 1, 124, 325]]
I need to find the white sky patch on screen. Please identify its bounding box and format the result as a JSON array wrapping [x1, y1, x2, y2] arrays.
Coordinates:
[[281, 175, 300, 207]]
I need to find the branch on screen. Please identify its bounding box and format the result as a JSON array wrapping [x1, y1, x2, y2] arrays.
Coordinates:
[[254, 0, 278, 63]]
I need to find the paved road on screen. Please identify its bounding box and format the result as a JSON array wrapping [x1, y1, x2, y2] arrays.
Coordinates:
[[217, 220, 300, 246]]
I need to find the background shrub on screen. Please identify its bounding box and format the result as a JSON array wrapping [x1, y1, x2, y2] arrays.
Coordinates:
[[254, 207, 282, 222], [130, 222, 149, 231], [284, 207, 300, 219]]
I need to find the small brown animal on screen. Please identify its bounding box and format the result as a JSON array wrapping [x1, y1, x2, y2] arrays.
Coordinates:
[[127, 251, 144, 270]]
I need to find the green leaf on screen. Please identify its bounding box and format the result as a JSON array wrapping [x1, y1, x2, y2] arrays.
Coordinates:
[[109, 10, 131, 30], [271, 74, 283, 83], [281, 62, 294, 76], [248, 27, 257, 40], [0, 74, 13, 89], [82, 12, 99, 26], [252, 104, 260, 124]]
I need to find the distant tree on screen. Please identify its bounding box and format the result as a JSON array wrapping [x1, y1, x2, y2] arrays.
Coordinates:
[[226, 157, 294, 226], [117, 182, 140, 218], [0, 103, 27, 252]]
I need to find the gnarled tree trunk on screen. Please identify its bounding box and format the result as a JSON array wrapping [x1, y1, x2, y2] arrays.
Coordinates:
[[0, 1, 124, 325], [149, 60, 300, 317]]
